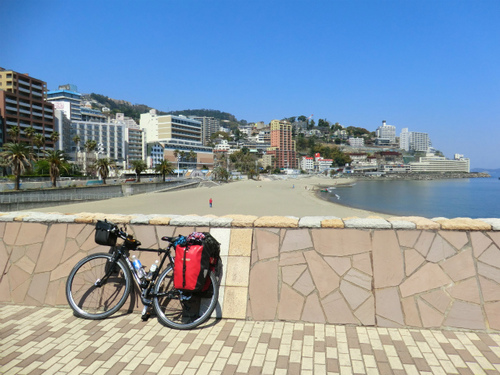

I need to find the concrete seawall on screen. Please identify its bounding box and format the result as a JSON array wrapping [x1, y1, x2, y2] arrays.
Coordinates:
[[1, 212, 499, 332], [0, 180, 200, 211]]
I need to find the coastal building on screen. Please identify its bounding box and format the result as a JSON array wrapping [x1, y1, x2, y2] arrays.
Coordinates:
[[410, 155, 470, 173], [0, 67, 56, 151], [140, 110, 214, 169], [300, 156, 314, 172], [47, 84, 84, 121], [348, 137, 364, 148], [376, 120, 396, 144], [400, 128, 431, 152], [314, 153, 333, 172], [189, 116, 220, 146], [71, 120, 125, 163], [266, 119, 298, 169]]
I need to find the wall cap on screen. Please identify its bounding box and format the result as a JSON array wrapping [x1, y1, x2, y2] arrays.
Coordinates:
[[0, 211, 498, 231]]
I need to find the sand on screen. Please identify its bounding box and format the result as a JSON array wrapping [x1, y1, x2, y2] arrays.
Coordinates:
[[31, 176, 389, 218]]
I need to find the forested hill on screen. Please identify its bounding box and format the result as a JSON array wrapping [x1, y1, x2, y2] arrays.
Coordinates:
[[84, 93, 241, 124]]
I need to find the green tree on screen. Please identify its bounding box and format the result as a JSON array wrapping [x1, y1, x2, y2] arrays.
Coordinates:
[[155, 159, 174, 182], [318, 119, 330, 128], [7, 126, 20, 143], [1, 143, 32, 190], [213, 166, 229, 182], [130, 159, 147, 182], [72, 135, 81, 152], [44, 150, 68, 187], [50, 131, 60, 145], [33, 133, 45, 159], [95, 158, 113, 184], [24, 127, 36, 147], [84, 140, 97, 153], [188, 150, 197, 165]]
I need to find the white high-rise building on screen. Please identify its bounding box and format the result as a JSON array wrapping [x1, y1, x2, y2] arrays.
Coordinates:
[[376, 120, 396, 143], [399, 128, 431, 152]]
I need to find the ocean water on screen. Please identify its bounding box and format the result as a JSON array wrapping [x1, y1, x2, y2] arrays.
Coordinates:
[[320, 177, 500, 219]]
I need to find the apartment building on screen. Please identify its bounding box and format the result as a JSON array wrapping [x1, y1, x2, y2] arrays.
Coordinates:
[[47, 84, 82, 121], [189, 116, 220, 145], [71, 120, 125, 163], [140, 110, 214, 169], [266, 119, 298, 169], [0, 68, 55, 150], [376, 120, 396, 143], [400, 128, 431, 152]]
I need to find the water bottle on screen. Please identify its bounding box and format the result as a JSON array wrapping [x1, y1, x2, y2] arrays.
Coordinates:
[[146, 260, 159, 280], [131, 255, 146, 279]]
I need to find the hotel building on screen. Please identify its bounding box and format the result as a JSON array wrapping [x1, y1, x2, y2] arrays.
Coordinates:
[[266, 119, 298, 169], [140, 110, 214, 169], [0, 68, 55, 150]]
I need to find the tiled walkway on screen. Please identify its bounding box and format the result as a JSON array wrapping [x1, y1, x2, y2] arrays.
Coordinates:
[[1, 305, 500, 375]]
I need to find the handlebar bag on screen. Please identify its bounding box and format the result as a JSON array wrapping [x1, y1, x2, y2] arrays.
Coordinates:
[[95, 220, 117, 246], [174, 232, 220, 292]]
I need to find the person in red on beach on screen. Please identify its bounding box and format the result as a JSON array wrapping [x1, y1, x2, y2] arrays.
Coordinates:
[[209, 198, 213, 208]]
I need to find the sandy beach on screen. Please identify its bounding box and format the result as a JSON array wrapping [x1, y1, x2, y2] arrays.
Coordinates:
[[31, 176, 389, 218]]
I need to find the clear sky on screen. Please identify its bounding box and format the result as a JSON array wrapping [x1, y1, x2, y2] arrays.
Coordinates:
[[1, 0, 499, 169]]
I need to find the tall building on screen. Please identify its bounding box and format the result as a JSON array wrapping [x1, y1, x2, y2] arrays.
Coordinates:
[[189, 116, 220, 145], [376, 120, 396, 144], [0, 68, 55, 150], [399, 128, 431, 152], [139, 111, 214, 169], [71, 120, 125, 163], [266, 119, 298, 169], [47, 84, 82, 121]]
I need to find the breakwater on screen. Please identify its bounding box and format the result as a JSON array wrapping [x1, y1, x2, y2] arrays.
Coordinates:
[[1, 212, 500, 332]]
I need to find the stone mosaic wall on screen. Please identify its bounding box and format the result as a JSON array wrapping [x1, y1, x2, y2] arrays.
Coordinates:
[[248, 228, 500, 332], [0, 221, 249, 320], [1, 213, 500, 333]]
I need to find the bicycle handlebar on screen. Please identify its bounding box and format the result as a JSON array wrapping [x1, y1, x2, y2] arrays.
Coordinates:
[[104, 219, 180, 247]]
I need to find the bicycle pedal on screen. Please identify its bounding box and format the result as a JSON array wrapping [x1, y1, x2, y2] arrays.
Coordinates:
[[141, 306, 151, 321]]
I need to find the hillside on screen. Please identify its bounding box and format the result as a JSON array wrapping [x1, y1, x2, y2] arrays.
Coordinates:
[[83, 93, 242, 125]]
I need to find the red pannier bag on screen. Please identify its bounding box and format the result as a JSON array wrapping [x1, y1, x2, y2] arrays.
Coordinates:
[[174, 233, 220, 292]]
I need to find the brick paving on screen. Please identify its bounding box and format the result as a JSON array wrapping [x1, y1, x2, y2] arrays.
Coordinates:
[[1, 305, 500, 375]]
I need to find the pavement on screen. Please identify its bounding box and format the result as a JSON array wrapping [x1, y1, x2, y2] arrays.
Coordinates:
[[1, 305, 500, 375]]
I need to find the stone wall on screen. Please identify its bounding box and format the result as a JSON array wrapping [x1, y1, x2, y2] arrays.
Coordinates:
[[1, 212, 499, 332]]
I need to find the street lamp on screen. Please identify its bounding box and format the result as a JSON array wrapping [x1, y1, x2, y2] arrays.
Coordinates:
[[177, 155, 181, 178]]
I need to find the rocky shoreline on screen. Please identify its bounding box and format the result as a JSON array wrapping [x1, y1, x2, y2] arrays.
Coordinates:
[[344, 172, 491, 181]]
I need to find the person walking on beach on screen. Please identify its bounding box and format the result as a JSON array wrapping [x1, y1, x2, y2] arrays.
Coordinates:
[[209, 198, 213, 208]]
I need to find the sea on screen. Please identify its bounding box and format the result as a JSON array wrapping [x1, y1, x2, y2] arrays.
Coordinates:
[[320, 177, 500, 219]]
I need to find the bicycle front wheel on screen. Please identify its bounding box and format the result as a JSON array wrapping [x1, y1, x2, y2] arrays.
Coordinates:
[[66, 253, 132, 319], [153, 266, 219, 330]]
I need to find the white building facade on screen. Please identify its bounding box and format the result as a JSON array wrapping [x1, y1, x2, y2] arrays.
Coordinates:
[[376, 120, 396, 143]]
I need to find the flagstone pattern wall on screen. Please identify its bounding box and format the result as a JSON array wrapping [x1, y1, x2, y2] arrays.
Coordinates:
[[1, 212, 500, 333]]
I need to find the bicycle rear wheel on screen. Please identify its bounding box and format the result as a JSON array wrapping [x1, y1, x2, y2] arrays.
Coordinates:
[[66, 253, 132, 319], [153, 266, 219, 330]]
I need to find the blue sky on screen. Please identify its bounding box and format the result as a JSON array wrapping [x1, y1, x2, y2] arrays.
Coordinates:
[[1, 0, 499, 169]]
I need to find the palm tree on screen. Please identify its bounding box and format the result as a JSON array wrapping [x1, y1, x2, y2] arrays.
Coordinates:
[[44, 150, 68, 187], [155, 159, 173, 182], [0, 143, 31, 190], [72, 135, 81, 152], [95, 158, 113, 184], [130, 159, 147, 182], [84, 139, 97, 153], [50, 131, 60, 148], [188, 150, 197, 167], [7, 126, 20, 143], [33, 133, 45, 159], [24, 126, 36, 148]]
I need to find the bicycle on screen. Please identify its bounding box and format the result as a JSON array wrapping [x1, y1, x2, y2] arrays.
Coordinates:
[[65, 219, 221, 330]]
